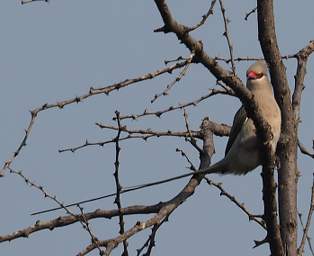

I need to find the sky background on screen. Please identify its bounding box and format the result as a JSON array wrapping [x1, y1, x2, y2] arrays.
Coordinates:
[[0, 0, 314, 255]]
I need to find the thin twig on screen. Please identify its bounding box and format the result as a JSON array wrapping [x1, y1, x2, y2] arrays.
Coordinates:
[[7, 167, 103, 253], [136, 217, 169, 256], [298, 174, 314, 256], [80, 118, 216, 256], [298, 213, 314, 256], [218, 0, 236, 74], [2, 60, 189, 172], [21, 0, 48, 4], [176, 148, 197, 171], [292, 40, 314, 123], [187, 0, 217, 32], [116, 87, 233, 121], [113, 111, 128, 255], [164, 56, 187, 65], [59, 117, 231, 154], [205, 179, 266, 229], [151, 53, 194, 104], [298, 139, 314, 159], [77, 205, 104, 255], [244, 7, 257, 21], [183, 109, 202, 153], [215, 55, 295, 64], [33, 120, 231, 215], [96, 123, 201, 139], [59, 135, 157, 154]]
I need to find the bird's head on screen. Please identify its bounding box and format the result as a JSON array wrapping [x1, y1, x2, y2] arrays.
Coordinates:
[[246, 60, 270, 91]]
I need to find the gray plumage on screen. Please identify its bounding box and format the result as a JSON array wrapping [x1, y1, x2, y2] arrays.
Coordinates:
[[207, 61, 281, 175]]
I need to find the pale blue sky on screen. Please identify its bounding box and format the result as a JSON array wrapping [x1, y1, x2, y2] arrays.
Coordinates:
[[0, 1, 313, 255]]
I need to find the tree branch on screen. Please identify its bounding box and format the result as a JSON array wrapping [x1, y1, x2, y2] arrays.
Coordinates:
[[298, 174, 314, 256], [2, 60, 189, 172], [78, 117, 216, 255], [292, 40, 314, 122], [113, 111, 129, 255]]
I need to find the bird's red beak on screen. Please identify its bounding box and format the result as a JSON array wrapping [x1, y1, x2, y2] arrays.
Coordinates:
[[247, 71, 257, 79]]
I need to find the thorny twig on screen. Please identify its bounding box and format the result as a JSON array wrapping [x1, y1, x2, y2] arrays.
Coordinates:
[[298, 174, 314, 256], [151, 53, 194, 104], [176, 148, 197, 171], [59, 116, 231, 154], [59, 135, 157, 154], [218, 0, 236, 74], [79, 117, 215, 255], [205, 179, 266, 229], [96, 123, 201, 139], [187, 0, 217, 32], [183, 109, 202, 153], [113, 111, 128, 255], [136, 216, 169, 256], [292, 40, 314, 123], [3, 60, 190, 173], [77, 205, 104, 256], [115, 87, 233, 120], [176, 147, 265, 230], [7, 167, 103, 254], [215, 54, 295, 64], [96, 122, 230, 140], [34, 119, 231, 215]]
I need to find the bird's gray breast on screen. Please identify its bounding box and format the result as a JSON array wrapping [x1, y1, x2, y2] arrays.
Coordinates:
[[224, 118, 260, 174]]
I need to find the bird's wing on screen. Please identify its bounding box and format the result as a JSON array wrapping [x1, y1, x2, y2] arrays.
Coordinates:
[[225, 106, 247, 156]]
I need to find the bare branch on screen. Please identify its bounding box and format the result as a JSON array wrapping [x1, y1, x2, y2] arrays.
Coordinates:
[[177, 141, 266, 230], [59, 135, 157, 154], [2, 60, 189, 172], [205, 178, 266, 229], [2, 204, 166, 242], [79, 118, 216, 255], [261, 162, 283, 254], [218, 0, 236, 74], [292, 40, 314, 122], [298, 174, 314, 256], [244, 7, 257, 21], [258, 1, 297, 255], [298, 139, 314, 159], [215, 54, 295, 64], [113, 111, 129, 255], [77, 205, 104, 256], [183, 109, 202, 153], [96, 123, 201, 139], [136, 221, 165, 256], [186, 0, 217, 32], [151, 53, 194, 103], [21, 0, 48, 4], [116, 87, 233, 121], [5, 168, 103, 251]]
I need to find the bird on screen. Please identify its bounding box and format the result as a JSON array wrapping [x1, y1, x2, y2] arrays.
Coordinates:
[[206, 60, 281, 175], [30, 61, 282, 216]]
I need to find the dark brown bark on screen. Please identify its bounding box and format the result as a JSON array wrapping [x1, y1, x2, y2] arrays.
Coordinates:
[[257, 1, 298, 255]]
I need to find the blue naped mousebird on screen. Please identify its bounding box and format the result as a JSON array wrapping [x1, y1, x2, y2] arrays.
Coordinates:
[[207, 60, 281, 174], [30, 61, 282, 216]]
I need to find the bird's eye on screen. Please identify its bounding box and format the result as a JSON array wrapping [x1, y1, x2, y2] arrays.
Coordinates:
[[255, 72, 264, 79]]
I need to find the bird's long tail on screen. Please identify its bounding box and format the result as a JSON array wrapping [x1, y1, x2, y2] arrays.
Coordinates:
[[31, 160, 227, 216]]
